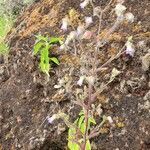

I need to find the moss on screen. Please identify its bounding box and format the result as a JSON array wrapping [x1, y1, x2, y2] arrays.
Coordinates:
[[0, 15, 13, 55]]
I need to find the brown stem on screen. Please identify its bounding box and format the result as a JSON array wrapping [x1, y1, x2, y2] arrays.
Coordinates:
[[83, 82, 93, 150], [97, 12, 103, 36], [103, 0, 114, 13], [73, 100, 88, 110], [88, 116, 107, 139], [97, 0, 114, 36], [96, 46, 125, 73], [82, 108, 89, 150]]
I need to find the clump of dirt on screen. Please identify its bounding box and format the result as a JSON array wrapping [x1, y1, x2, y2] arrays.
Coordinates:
[[0, 0, 150, 150]]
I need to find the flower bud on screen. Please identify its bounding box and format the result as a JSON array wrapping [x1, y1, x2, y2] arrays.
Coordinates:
[[77, 76, 85, 86], [107, 116, 113, 124], [65, 31, 77, 45], [61, 17, 70, 31], [77, 25, 85, 36], [60, 44, 67, 50], [47, 114, 57, 124], [125, 12, 134, 23], [125, 39, 135, 57], [69, 31, 77, 39], [80, 0, 90, 9], [115, 3, 126, 17], [93, 6, 101, 17], [85, 16, 93, 27], [86, 76, 95, 85]]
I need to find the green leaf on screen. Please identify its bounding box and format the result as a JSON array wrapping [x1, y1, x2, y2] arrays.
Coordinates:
[[79, 111, 84, 116], [33, 42, 44, 55], [39, 48, 50, 74], [80, 122, 86, 134], [86, 140, 91, 150], [68, 141, 80, 150], [35, 35, 49, 42], [49, 37, 63, 44], [50, 57, 60, 65], [44, 48, 49, 64], [39, 61, 45, 72], [45, 63, 50, 74], [89, 117, 96, 125], [67, 111, 94, 150], [0, 42, 9, 55], [78, 115, 84, 129], [68, 127, 80, 150], [34, 35, 60, 76], [68, 127, 76, 140]]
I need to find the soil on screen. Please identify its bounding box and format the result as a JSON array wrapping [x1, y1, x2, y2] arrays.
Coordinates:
[[0, 0, 150, 150]]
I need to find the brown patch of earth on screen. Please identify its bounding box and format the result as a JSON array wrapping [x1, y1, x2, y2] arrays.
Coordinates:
[[0, 0, 150, 150]]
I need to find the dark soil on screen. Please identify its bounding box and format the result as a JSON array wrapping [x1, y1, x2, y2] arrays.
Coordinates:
[[0, 0, 150, 150]]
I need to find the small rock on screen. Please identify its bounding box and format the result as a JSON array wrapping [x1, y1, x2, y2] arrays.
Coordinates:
[[138, 40, 146, 48], [96, 104, 103, 116], [143, 91, 150, 100], [126, 78, 141, 90], [57, 123, 66, 135], [143, 101, 150, 110], [91, 141, 98, 150], [107, 116, 113, 124], [0, 66, 4, 74]]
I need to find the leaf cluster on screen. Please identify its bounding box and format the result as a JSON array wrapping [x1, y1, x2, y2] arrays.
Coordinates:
[[33, 35, 62, 76], [68, 111, 96, 150]]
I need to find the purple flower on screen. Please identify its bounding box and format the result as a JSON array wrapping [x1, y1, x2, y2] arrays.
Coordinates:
[[47, 115, 56, 124], [125, 41, 135, 57], [77, 76, 85, 86], [85, 17, 93, 27], [80, 0, 90, 9]]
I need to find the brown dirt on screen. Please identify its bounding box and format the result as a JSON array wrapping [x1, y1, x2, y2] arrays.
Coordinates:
[[0, 0, 150, 150]]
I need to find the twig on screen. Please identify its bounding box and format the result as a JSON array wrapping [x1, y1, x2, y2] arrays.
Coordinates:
[[73, 100, 88, 110], [88, 116, 107, 139], [96, 45, 125, 73], [97, 12, 103, 35], [73, 39, 77, 55], [90, 0, 95, 10], [97, 0, 114, 35], [82, 82, 93, 150], [103, 0, 114, 13]]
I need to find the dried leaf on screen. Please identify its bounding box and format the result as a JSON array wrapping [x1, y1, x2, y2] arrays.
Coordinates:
[[109, 68, 121, 83], [82, 31, 93, 39], [68, 8, 80, 26], [142, 53, 150, 71], [116, 122, 125, 128]]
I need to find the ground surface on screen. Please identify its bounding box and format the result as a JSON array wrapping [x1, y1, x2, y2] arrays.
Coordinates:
[[0, 0, 150, 150]]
